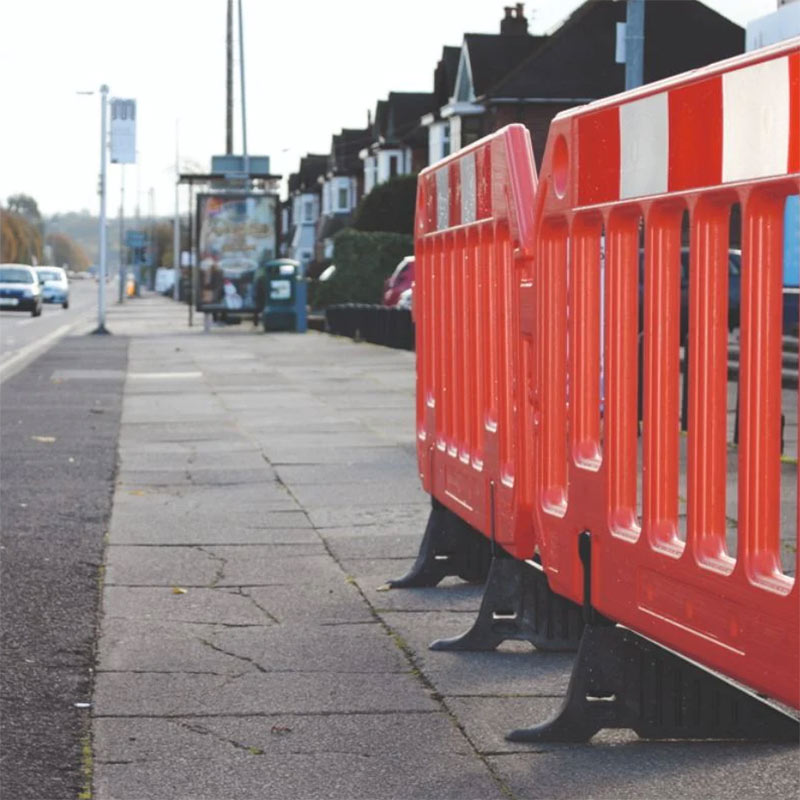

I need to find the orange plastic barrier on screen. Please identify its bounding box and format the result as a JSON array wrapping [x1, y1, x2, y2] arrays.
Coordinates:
[[529, 40, 800, 708], [414, 125, 538, 559]]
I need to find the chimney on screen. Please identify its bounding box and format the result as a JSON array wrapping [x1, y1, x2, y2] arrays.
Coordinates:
[[500, 3, 528, 35]]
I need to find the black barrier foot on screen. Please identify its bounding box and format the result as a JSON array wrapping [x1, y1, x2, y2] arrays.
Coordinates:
[[430, 555, 583, 652], [507, 624, 800, 743], [387, 504, 492, 589]]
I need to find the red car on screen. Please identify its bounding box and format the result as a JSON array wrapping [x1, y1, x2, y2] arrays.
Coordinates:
[[383, 256, 414, 307]]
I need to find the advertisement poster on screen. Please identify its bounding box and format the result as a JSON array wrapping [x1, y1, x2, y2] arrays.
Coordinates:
[[196, 194, 278, 312]]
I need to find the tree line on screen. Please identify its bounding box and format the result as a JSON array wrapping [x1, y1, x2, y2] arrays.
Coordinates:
[[1, 194, 90, 269]]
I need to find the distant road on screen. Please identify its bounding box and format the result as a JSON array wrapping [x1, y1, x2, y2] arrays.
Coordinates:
[[0, 278, 118, 381]]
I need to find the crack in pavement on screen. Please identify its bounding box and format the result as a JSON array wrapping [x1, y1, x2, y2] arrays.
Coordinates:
[[168, 719, 266, 756], [224, 586, 281, 624], [194, 545, 227, 587], [196, 637, 268, 674]]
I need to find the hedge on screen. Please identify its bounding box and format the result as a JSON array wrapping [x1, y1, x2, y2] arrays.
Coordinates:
[[311, 228, 413, 308]]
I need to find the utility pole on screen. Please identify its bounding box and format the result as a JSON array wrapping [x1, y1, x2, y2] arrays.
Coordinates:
[[148, 186, 155, 291], [226, 0, 233, 154], [625, 0, 645, 90], [238, 0, 249, 176], [173, 120, 181, 301], [118, 165, 125, 303]]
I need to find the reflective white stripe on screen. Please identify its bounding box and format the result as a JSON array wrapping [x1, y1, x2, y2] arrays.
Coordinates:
[[436, 168, 450, 230], [619, 92, 669, 199], [722, 56, 790, 184], [460, 152, 476, 224]]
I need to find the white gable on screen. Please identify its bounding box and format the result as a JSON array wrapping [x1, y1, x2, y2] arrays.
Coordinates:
[[453, 43, 475, 104]]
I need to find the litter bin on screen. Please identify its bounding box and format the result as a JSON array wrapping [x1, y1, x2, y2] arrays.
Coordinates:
[[260, 259, 307, 333]]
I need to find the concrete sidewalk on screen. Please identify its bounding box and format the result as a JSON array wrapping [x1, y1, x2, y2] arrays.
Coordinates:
[[92, 295, 797, 800]]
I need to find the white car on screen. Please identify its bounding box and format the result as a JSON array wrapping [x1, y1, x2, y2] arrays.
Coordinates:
[[35, 266, 70, 308], [0, 263, 42, 316]]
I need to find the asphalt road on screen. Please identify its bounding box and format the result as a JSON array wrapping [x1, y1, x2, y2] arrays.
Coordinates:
[[0, 279, 118, 380], [0, 334, 127, 799]]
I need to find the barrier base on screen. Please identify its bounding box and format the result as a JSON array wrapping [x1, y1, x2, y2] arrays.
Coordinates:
[[429, 555, 583, 652], [507, 624, 800, 743], [387, 502, 492, 588]]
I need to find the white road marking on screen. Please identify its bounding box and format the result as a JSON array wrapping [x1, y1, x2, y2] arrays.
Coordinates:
[[0, 324, 73, 382], [128, 371, 202, 379]]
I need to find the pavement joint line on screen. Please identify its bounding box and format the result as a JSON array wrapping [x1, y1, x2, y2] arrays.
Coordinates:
[[103, 583, 293, 589], [96, 667, 412, 675], [92, 709, 441, 719], [106, 542, 323, 548]]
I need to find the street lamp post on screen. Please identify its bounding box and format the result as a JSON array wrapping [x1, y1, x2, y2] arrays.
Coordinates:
[[96, 84, 110, 333]]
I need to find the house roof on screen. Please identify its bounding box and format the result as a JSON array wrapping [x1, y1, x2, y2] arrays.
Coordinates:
[[461, 33, 544, 99], [288, 154, 328, 194], [488, 0, 743, 101], [330, 128, 372, 175], [371, 92, 435, 150], [433, 46, 461, 107]]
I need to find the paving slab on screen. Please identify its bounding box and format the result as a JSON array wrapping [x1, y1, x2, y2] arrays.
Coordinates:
[[104, 543, 327, 586], [305, 502, 431, 529], [322, 529, 422, 561], [101, 586, 279, 627], [380, 611, 575, 698], [94, 670, 436, 716], [118, 449, 268, 472], [487, 742, 799, 800], [109, 518, 318, 546]]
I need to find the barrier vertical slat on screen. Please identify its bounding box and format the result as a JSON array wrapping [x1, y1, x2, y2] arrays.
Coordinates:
[[570, 215, 603, 469], [500, 236, 514, 474], [739, 189, 788, 587], [643, 204, 683, 554], [606, 211, 641, 539], [453, 229, 465, 455], [434, 236, 445, 452], [687, 197, 733, 568], [540, 220, 568, 515], [470, 227, 482, 460]]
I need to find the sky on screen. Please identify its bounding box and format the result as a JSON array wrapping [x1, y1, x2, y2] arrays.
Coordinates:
[[0, 0, 780, 219]]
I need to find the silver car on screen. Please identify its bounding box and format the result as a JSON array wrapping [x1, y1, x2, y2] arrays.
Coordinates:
[[35, 266, 70, 309]]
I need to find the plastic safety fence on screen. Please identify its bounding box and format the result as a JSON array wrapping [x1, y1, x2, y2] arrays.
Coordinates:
[[413, 125, 538, 560], [528, 41, 799, 709], [324, 304, 414, 351]]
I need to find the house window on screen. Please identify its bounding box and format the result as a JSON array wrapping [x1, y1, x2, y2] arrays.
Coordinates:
[[337, 186, 349, 211], [442, 123, 451, 158], [303, 200, 314, 222], [389, 154, 399, 178]]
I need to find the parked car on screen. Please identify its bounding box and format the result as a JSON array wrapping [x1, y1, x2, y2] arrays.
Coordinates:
[[0, 264, 42, 316], [396, 286, 413, 311], [383, 256, 414, 307], [35, 266, 70, 308]]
